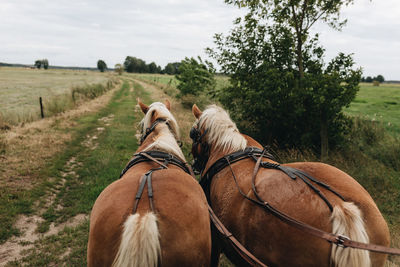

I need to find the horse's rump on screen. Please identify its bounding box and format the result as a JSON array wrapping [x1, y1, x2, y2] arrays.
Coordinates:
[[209, 160, 389, 266], [89, 168, 211, 267]]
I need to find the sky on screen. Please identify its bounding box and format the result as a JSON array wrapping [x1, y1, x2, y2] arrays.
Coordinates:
[[1, 0, 399, 80]]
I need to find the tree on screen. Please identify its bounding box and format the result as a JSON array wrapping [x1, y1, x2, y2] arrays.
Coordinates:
[[34, 60, 42, 69], [208, 0, 361, 157], [226, 0, 354, 81], [114, 63, 124, 75], [124, 56, 147, 73], [175, 57, 216, 96], [376, 74, 384, 83], [148, 62, 159, 73], [97, 60, 107, 72], [365, 76, 373, 82], [42, 59, 49, 69], [164, 62, 181, 75]]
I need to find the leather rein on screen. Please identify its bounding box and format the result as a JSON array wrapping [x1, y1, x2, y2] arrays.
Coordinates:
[[197, 145, 400, 257]]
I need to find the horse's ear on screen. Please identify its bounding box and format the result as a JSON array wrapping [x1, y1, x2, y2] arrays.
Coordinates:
[[137, 98, 149, 114], [192, 104, 202, 119], [165, 99, 171, 111]]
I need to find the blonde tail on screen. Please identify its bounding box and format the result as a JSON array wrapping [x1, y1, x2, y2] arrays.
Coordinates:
[[112, 212, 160, 267], [330, 202, 370, 267]]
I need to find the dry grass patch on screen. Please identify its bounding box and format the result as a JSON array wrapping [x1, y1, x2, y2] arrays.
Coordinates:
[[0, 82, 119, 188]]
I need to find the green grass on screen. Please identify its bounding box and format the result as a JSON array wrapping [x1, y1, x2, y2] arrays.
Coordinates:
[[132, 73, 229, 91], [7, 221, 90, 267], [0, 67, 114, 124], [345, 83, 400, 135]]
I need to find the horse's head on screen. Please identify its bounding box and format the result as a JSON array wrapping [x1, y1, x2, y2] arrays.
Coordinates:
[[137, 99, 185, 160], [190, 104, 247, 174]]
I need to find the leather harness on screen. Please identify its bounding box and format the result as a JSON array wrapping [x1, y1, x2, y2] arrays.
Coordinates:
[[196, 145, 400, 258], [200, 147, 345, 212], [121, 150, 267, 267]]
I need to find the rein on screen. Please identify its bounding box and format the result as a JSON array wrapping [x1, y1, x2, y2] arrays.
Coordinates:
[[199, 147, 400, 256]]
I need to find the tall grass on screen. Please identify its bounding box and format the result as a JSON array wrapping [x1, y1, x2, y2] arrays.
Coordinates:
[[1, 79, 117, 125]]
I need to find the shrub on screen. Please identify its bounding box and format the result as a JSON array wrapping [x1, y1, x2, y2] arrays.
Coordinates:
[[175, 57, 216, 97]]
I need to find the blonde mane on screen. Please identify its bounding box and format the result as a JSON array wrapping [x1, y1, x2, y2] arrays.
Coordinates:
[[139, 102, 185, 161], [196, 105, 247, 153]]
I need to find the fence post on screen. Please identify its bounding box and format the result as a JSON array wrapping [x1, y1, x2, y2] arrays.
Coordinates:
[[39, 97, 44, 118]]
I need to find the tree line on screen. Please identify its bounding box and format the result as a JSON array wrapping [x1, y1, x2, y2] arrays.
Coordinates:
[[96, 57, 182, 75], [361, 75, 384, 83], [34, 59, 49, 69]]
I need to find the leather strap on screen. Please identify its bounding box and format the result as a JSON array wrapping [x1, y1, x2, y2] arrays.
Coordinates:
[[186, 165, 268, 266], [132, 166, 164, 214], [208, 206, 267, 267], [226, 152, 400, 256], [120, 151, 190, 178]]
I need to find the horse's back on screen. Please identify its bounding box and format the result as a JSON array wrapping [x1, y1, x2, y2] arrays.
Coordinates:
[[210, 159, 389, 266], [88, 167, 211, 267]]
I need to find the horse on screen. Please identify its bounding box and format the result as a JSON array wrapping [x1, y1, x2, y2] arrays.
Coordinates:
[[190, 104, 391, 267], [87, 100, 211, 267]]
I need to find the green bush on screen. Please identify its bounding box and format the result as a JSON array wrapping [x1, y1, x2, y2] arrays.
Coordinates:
[[175, 57, 216, 97]]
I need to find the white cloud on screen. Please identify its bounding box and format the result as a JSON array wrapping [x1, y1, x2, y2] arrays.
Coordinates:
[[0, 0, 399, 79]]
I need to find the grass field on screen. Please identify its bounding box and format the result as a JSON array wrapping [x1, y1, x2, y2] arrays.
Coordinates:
[[0, 67, 113, 124], [346, 83, 400, 135]]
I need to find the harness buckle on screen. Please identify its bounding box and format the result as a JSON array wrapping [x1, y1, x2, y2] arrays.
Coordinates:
[[335, 235, 350, 248]]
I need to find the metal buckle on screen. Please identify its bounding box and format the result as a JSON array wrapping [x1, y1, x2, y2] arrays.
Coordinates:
[[335, 235, 350, 248]]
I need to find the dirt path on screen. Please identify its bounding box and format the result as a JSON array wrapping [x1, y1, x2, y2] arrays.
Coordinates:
[[0, 84, 119, 266]]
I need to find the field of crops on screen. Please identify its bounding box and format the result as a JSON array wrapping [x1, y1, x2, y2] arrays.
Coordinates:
[[0, 67, 112, 124]]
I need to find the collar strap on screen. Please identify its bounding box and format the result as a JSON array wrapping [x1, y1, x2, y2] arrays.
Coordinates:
[[120, 150, 191, 178], [199, 146, 345, 211], [200, 147, 274, 188]]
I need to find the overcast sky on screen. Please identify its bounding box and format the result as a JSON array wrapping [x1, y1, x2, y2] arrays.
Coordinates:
[[1, 0, 399, 80]]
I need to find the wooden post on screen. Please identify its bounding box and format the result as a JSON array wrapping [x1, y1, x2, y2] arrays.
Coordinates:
[[39, 97, 44, 118]]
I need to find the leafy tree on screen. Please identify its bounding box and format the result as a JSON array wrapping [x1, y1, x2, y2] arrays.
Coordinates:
[[164, 62, 181, 75], [124, 56, 147, 73], [34, 60, 42, 69], [114, 63, 124, 75], [148, 62, 159, 73], [365, 76, 373, 83], [208, 0, 361, 157], [175, 57, 216, 96], [361, 77, 366, 82], [375, 74, 384, 83], [42, 59, 49, 69], [97, 60, 107, 72]]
